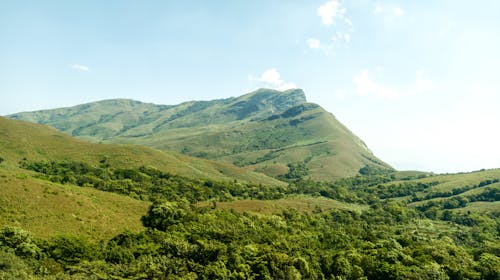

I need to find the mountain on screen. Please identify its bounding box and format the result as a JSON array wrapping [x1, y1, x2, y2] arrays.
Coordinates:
[[2, 103, 499, 279], [8, 88, 392, 180], [0, 117, 283, 186]]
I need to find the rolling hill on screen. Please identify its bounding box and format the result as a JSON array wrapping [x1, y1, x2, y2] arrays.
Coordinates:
[[0, 116, 282, 239], [0, 167, 149, 240], [8, 88, 392, 180], [364, 169, 500, 215], [0, 117, 283, 186]]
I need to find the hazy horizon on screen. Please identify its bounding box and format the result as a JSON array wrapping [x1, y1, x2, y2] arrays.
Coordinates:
[[1, 0, 499, 173]]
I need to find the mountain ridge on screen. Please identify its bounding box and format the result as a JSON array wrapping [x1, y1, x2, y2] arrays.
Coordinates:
[[8, 88, 392, 180]]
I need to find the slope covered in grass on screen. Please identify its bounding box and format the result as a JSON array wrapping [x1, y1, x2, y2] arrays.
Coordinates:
[[358, 169, 500, 214], [0, 117, 283, 186], [9, 89, 392, 180], [0, 168, 149, 240], [197, 196, 367, 214]]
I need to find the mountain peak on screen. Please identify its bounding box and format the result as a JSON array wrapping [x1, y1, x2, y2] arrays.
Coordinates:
[[233, 88, 307, 116], [245, 88, 307, 102]]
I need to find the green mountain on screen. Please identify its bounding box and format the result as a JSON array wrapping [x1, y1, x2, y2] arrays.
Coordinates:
[[8, 88, 392, 180], [0, 117, 283, 186]]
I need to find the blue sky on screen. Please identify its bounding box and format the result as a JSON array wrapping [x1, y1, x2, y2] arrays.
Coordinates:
[[1, 0, 499, 173]]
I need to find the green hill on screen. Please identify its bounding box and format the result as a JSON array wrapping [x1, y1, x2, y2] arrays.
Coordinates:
[[0, 167, 149, 240], [361, 169, 500, 215], [0, 117, 283, 186], [8, 88, 391, 180], [406, 169, 500, 213], [0, 116, 283, 239]]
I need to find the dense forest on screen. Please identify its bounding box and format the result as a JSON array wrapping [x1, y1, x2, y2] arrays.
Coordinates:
[[0, 159, 498, 279]]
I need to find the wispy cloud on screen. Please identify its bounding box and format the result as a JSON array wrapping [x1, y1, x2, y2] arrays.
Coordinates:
[[374, 2, 383, 14], [307, 38, 321, 49], [335, 89, 347, 100], [71, 64, 91, 72], [374, 2, 405, 18], [310, 1, 353, 54], [393, 7, 405, 17], [332, 31, 350, 47], [305, 37, 336, 55], [252, 68, 297, 91], [353, 69, 399, 99], [353, 68, 434, 99], [317, 0, 344, 26], [415, 70, 433, 92]]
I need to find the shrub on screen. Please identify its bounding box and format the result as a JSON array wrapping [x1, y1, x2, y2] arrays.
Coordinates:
[[142, 201, 188, 231], [0, 226, 41, 259]]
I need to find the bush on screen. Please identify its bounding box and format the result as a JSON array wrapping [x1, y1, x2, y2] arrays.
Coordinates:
[[47, 235, 100, 266], [142, 201, 188, 231], [0, 226, 41, 259], [0, 250, 33, 279]]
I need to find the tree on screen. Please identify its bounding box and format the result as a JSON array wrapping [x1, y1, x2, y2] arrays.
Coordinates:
[[478, 253, 500, 280], [142, 201, 188, 231], [47, 235, 99, 266], [283, 162, 309, 181], [0, 226, 41, 258]]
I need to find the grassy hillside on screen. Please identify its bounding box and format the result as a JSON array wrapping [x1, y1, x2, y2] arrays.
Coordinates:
[[8, 89, 392, 180], [359, 169, 500, 214], [197, 196, 368, 214], [0, 116, 283, 240], [0, 167, 149, 240], [0, 117, 283, 186], [407, 169, 500, 212]]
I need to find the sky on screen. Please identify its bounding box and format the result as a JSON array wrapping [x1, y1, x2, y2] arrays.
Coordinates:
[[1, 0, 500, 173]]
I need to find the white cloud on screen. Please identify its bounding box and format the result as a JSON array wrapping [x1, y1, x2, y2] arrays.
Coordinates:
[[374, 3, 405, 18], [344, 33, 350, 43], [71, 64, 91, 72], [308, 33, 350, 53], [278, 82, 298, 91], [465, 84, 498, 98], [353, 68, 434, 99], [260, 68, 282, 86], [393, 7, 405, 17], [307, 38, 321, 49], [317, 1, 344, 26], [335, 89, 347, 100], [353, 69, 399, 98], [256, 68, 297, 91], [310, 1, 352, 54], [415, 70, 433, 92], [374, 2, 383, 14]]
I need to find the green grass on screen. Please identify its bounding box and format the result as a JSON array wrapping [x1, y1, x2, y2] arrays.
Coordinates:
[[451, 201, 500, 213], [197, 196, 367, 214], [0, 117, 283, 186], [0, 168, 149, 240]]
